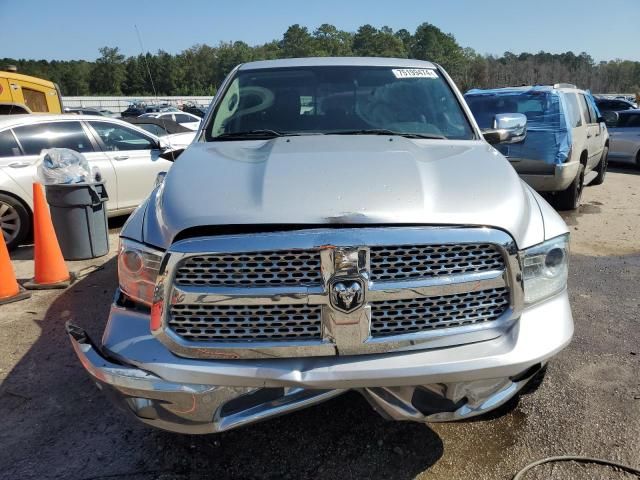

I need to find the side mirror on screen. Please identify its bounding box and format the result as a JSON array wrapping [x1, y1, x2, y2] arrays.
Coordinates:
[[157, 138, 170, 150], [159, 147, 185, 161], [482, 113, 527, 145]]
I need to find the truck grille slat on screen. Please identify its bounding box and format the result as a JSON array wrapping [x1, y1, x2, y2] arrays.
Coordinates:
[[370, 243, 504, 282], [370, 287, 509, 337], [174, 250, 322, 287], [169, 304, 322, 341]]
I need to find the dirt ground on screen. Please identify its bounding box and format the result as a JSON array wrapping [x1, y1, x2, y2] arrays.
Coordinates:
[[0, 165, 639, 480]]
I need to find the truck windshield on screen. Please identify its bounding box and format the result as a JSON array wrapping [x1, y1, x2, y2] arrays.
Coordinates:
[[206, 66, 475, 141]]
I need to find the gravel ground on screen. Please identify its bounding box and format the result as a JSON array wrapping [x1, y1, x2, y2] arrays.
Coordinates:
[[0, 166, 639, 480]]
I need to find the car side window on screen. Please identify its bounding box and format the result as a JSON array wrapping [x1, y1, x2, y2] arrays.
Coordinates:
[[578, 95, 592, 124], [137, 123, 166, 136], [564, 94, 583, 128], [0, 129, 21, 157], [174, 114, 194, 123], [586, 99, 598, 125], [623, 114, 640, 128], [12, 121, 95, 155], [90, 121, 156, 151]]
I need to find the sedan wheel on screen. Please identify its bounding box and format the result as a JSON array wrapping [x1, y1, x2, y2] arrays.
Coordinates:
[[0, 194, 30, 250]]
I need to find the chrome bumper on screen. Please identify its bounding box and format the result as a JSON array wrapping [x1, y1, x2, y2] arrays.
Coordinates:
[[67, 291, 572, 434], [516, 160, 581, 192]]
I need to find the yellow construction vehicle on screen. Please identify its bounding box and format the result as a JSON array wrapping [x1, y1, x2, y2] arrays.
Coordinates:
[[0, 67, 63, 114]]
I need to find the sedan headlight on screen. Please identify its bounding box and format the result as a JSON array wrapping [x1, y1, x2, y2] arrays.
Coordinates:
[[118, 238, 163, 306], [521, 234, 569, 305]]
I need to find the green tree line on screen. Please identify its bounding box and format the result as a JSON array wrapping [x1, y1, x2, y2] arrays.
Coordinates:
[[3, 23, 640, 96]]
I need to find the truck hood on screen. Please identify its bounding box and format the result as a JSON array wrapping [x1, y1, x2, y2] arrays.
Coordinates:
[[145, 136, 544, 249]]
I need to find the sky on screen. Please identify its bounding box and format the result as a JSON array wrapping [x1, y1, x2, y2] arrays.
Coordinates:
[[1, 0, 639, 62]]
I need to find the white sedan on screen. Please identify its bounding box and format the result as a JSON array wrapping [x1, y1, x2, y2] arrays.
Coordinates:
[[139, 111, 202, 131], [0, 114, 182, 249]]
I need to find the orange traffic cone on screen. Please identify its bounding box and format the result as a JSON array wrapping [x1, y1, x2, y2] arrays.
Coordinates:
[[24, 183, 72, 290], [0, 234, 30, 305]]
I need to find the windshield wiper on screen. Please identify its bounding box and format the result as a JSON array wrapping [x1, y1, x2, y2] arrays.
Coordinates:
[[214, 129, 287, 140], [330, 129, 446, 139]]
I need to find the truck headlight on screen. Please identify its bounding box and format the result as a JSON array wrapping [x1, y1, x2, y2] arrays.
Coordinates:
[[521, 234, 569, 305], [118, 238, 163, 306]]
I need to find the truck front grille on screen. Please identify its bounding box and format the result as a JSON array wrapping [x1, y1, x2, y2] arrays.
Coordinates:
[[169, 303, 322, 341], [162, 228, 518, 358], [370, 287, 509, 337], [370, 243, 504, 282], [174, 250, 322, 287]]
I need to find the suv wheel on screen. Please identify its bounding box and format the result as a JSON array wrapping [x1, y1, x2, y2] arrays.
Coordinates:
[[554, 164, 585, 211], [0, 193, 30, 250], [591, 146, 608, 186]]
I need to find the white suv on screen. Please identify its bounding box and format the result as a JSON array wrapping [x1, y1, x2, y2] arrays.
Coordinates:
[[465, 84, 609, 210]]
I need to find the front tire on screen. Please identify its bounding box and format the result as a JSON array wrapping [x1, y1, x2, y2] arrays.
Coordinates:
[[554, 164, 584, 211], [0, 193, 30, 250], [591, 146, 608, 186]]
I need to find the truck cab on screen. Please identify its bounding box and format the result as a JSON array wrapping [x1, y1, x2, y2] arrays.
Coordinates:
[[0, 69, 63, 114]]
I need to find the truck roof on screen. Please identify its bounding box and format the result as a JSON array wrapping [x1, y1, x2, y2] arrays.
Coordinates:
[[239, 57, 437, 70], [0, 71, 57, 89]]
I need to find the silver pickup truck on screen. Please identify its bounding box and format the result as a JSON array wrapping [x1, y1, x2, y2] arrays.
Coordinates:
[[67, 57, 573, 434]]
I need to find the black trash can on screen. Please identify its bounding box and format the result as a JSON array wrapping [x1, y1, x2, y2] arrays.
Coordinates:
[[45, 182, 109, 260]]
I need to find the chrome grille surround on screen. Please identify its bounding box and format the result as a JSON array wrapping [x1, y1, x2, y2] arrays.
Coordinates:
[[174, 250, 322, 287], [370, 244, 505, 282], [154, 227, 523, 360]]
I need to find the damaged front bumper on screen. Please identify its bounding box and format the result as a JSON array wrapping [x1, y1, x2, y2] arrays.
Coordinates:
[[67, 291, 572, 434]]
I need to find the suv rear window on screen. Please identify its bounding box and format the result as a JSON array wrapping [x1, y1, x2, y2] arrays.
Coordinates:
[[465, 91, 559, 129]]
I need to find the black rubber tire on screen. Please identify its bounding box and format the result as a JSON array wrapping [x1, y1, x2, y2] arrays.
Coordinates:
[[0, 193, 31, 251], [591, 146, 608, 186], [554, 164, 585, 211]]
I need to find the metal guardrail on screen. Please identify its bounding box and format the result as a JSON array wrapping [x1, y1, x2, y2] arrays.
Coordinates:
[[61, 96, 214, 113]]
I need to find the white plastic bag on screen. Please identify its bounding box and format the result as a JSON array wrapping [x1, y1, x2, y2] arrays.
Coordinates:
[[36, 148, 91, 185]]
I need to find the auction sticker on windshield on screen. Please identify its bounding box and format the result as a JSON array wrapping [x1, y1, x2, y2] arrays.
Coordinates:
[[392, 68, 438, 79]]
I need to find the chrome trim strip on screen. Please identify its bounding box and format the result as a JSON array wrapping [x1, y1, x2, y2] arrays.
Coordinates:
[[170, 285, 325, 306], [153, 227, 522, 360], [367, 270, 506, 301]]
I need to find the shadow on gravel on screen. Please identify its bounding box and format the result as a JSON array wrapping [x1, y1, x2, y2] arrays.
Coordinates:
[[0, 257, 444, 480], [608, 162, 640, 176]]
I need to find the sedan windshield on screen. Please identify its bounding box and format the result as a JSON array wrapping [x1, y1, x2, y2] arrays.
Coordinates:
[[206, 66, 475, 140]]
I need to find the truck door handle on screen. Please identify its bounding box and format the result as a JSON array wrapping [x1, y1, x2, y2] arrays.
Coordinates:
[[8, 162, 30, 168], [113, 155, 129, 161]]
